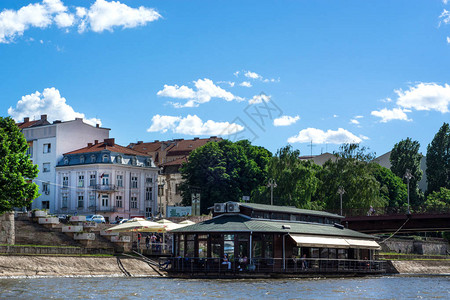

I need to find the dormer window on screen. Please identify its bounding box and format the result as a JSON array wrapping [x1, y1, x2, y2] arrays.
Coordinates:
[[116, 155, 122, 164], [91, 155, 96, 163], [80, 156, 85, 164], [64, 157, 69, 165], [102, 154, 109, 163], [131, 156, 137, 166], [146, 158, 152, 166]]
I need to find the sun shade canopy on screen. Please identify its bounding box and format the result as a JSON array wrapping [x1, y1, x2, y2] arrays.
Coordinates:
[[289, 234, 381, 250]]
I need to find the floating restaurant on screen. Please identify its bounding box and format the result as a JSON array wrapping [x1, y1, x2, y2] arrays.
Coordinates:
[[167, 202, 385, 277]]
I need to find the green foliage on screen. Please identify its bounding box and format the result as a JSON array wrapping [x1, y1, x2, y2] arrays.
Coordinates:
[[180, 140, 271, 214], [0, 117, 39, 214], [424, 187, 450, 211], [390, 138, 424, 205], [252, 145, 321, 209], [315, 144, 386, 211], [426, 123, 450, 194], [371, 164, 408, 207]]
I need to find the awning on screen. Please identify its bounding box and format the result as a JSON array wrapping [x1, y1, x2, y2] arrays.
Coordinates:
[[344, 238, 381, 250], [289, 234, 349, 249]]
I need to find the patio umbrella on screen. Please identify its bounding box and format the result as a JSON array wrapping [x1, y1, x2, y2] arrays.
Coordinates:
[[107, 218, 166, 233], [179, 220, 195, 225]]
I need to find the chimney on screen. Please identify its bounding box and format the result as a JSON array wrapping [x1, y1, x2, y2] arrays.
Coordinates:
[[88, 143, 93, 147], [96, 124, 99, 128], [104, 138, 115, 146], [41, 114, 47, 121], [24, 117, 29, 123], [193, 137, 199, 140], [137, 141, 143, 144], [94, 140, 98, 144]]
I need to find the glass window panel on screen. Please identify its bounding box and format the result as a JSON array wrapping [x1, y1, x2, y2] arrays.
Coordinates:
[[198, 241, 207, 258]]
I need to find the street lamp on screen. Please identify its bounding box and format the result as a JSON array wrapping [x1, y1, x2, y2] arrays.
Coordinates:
[[267, 179, 277, 206], [404, 169, 414, 214], [337, 186, 345, 216]]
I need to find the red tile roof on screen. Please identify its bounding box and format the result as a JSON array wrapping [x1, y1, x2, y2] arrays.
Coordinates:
[[160, 156, 188, 167], [65, 139, 149, 156]]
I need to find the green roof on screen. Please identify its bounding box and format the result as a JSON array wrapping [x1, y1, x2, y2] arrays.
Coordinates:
[[171, 214, 374, 239], [239, 202, 343, 219]]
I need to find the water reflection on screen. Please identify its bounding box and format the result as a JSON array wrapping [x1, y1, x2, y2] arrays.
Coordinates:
[[0, 275, 448, 299]]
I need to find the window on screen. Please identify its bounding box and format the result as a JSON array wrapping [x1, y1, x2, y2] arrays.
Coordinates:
[[43, 143, 51, 153], [78, 175, 84, 187], [158, 184, 164, 196], [64, 157, 69, 165], [102, 154, 109, 163], [116, 156, 122, 164], [90, 155, 96, 163], [146, 177, 153, 184], [130, 196, 138, 209], [89, 193, 95, 207], [62, 176, 68, 187], [175, 184, 181, 195], [43, 163, 50, 172], [78, 195, 84, 208], [146, 158, 152, 166], [116, 175, 123, 187], [101, 194, 109, 207], [131, 176, 138, 189], [42, 182, 49, 193], [146, 187, 152, 201], [116, 195, 123, 208], [89, 174, 96, 186], [131, 157, 137, 165], [62, 193, 68, 208], [26, 146, 33, 158], [42, 201, 50, 210], [145, 207, 152, 218], [80, 156, 85, 163], [101, 174, 109, 185]]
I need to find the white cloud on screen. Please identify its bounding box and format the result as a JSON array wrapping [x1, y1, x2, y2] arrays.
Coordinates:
[[157, 78, 244, 108], [444, 0, 449, 4], [8, 87, 101, 126], [354, 115, 363, 119], [287, 128, 362, 144], [350, 119, 360, 125], [239, 81, 252, 88], [447, 36, 450, 43], [273, 115, 300, 127], [248, 93, 270, 104], [395, 82, 450, 113], [0, 0, 161, 43], [147, 114, 244, 136], [371, 108, 411, 123], [233, 71, 239, 77], [78, 0, 161, 33], [218, 81, 235, 87], [244, 71, 261, 80], [439, 9, 450, 26], [333, 114, 339, 118]]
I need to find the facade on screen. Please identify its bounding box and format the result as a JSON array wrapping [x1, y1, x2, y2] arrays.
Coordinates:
[[19, 116, 110, 212], [169, 202, 384, 277], [129, 137, 222, 216], [55, 138, 159, 222]]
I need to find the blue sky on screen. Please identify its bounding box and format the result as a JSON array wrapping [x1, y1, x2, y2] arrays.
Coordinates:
[[1, 0, 450, 157]]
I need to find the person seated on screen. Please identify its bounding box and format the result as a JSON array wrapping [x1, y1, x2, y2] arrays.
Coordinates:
[[222, 254, 231, 270]]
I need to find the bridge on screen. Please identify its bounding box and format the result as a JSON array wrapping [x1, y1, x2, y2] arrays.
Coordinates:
[[338, 207, 450, 234]]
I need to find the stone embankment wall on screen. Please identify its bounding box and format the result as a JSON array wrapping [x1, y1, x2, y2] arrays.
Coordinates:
[[0, 256, 165, 277], [0, 212, 14, 245], [381, 238, 448, 255], [0, 245, 113, 255], [389, 260, 450, 274]]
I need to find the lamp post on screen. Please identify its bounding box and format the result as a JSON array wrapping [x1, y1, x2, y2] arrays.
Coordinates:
[[404, 169, 413, 214], [337, 186, 345, 216], [267, 179, 277, 206]]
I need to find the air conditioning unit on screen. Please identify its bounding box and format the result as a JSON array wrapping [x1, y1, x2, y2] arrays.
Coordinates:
[[44, 191, 50, 195], [214, 203, 226, 213], [226, 202, 240, 213]]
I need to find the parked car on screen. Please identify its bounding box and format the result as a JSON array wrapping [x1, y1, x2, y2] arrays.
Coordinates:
[[119, 218, 128, 224], [85, 214, 106, 223]]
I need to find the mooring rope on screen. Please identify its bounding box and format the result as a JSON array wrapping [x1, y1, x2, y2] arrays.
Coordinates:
[[378, 216, 410, 244]]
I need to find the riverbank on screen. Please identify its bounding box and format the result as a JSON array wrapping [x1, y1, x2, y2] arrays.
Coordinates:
[[1, 255, 449, 278], [0, 256, 165, 277]]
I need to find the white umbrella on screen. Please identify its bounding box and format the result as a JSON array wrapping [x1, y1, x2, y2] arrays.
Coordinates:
[[179, 220, 195, 225], [107, 218, 166, 233]]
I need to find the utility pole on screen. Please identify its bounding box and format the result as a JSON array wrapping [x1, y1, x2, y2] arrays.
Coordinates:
[[267, 179, 277, 205], [404, 169, 413, 214], [337, 186, 345, 216]]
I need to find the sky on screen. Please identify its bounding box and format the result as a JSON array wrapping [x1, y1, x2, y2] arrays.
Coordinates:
[[1, 0, 450, 157]]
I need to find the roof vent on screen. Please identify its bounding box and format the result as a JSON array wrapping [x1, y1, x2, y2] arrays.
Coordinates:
[[88, 143, 93, 147], [282, 225, 291, 229], [334, 223, 344, 230]]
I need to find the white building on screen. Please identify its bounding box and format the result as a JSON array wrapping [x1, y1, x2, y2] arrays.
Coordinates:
[[19, 116, 110, 212], [55, 138, 159, 222]]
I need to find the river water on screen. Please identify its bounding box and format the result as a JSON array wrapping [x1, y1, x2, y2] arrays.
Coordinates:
[[0, 275, 448, 299]]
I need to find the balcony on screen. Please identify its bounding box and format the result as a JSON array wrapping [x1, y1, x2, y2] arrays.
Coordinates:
[[92, 184, 118, 193]]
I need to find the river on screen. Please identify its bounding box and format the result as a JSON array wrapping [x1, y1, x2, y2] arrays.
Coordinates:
[[0, 275, 448, 299]]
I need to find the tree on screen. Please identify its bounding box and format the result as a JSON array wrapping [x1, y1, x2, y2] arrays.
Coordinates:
[[423, 187, 450, 211], [180, 140, 271, 214], [252, 145, 321, 209], [371, 164, 407, 208], [315, 144, 386, 212], [426, 123, 450, 194], [390, 138, 423, 206], [0, 117, 39, 214]]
